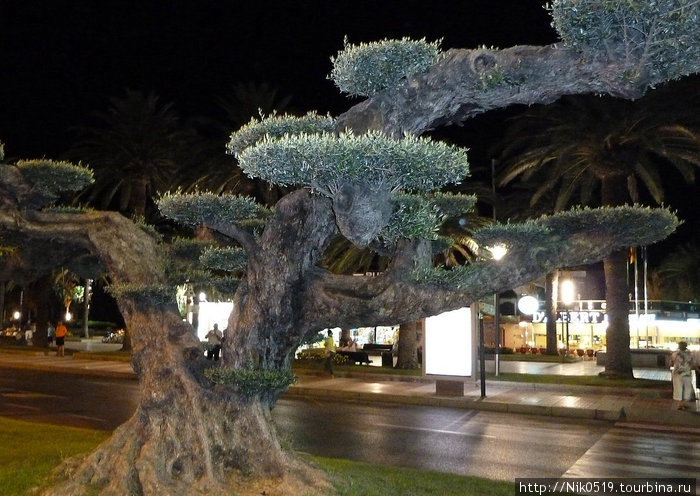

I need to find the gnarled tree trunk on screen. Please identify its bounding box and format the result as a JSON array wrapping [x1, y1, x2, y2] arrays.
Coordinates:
[[45, 301, 329, 495], [41, 194, 337, 496]]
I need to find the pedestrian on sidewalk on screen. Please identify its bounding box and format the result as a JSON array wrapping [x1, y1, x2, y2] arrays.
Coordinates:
[[47, 322, 55, 346], [55, 321, 68, 357], [323, 329, 336, 377], [205, 324, 223, 361], [24, 324, 34, 346], [670, 341, 696, 410]]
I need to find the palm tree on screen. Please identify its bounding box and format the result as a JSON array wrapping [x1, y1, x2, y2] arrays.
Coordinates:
[[656, 243, 700, 302], [496, 81, 700, 378], [67, 89, 199, 220], [183, 82, 295, 206]]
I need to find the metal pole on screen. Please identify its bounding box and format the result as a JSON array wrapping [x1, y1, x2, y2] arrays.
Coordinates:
[[494, 292, 500, 376], [479, 309, 486, 398], [633, 246, 639, 348], [491, 158, 500, 376], [643, 246, 649, 345]]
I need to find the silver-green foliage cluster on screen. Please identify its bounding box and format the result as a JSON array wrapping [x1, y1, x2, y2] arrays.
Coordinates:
[[204, 365, 296, 400], [414, 206, 679, 289], [472, 221, 550, 255], [17, 159, 94, 196], [158, 192, 271, 228], [380, 194, 443, 243], [237, 130, 469, 196], [427, 192, 477, 218], [108, 283, 176, 305], [227, 111, 336, 156], [375, 193, 475, 245], [549, 0, 699, 85], [200, 247, 247, 272], [330, 37, 442, 97], [540, 205, 679, 245]]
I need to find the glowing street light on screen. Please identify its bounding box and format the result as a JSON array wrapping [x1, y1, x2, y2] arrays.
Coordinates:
[[561, 280, 575, 306], [489, 244, 507, 261], [518, 295, 539, 316], [560, 280, 575, 357], [518, 295, 539, 348]]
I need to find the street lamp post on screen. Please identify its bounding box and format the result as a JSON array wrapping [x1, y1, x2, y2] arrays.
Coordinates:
[[477, 243, 508, 398], [560, 280, 575, 358], [489, 244, 507, 376], [478, 307, 486, 398]]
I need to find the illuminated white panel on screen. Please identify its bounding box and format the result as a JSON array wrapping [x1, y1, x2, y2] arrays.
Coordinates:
[[197, 301, 234, 341], [425, 307, 471, 377]]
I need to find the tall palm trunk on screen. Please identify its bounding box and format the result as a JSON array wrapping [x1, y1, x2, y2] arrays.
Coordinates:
[[599, 174, 633, 378], [0, 281, 5, 326], [545, 271, 558, 354], [395, 320, 421, 369], [601, 249, 633, 377], [130, 176, 149, 220]]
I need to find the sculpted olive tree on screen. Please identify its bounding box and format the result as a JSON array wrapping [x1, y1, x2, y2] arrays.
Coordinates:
[[0, 2, 695, 494]]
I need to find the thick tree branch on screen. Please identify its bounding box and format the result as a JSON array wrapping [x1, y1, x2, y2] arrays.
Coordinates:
[[204, 220, 259, 254], [302, 214, 675, 331], [0, 208, 164, 285], [336, 45, 648, 136]]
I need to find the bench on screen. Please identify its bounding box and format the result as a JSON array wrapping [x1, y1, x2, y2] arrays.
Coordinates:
[[336, 350, 372, 365], [362, 344, 393, 353], [361, 344, 394, 367]]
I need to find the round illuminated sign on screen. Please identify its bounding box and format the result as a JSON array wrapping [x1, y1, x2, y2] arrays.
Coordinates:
[[517, 295, 539, 315]]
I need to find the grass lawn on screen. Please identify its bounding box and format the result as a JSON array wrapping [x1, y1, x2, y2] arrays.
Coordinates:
[[0, 418, 110, 496], [318, 457, 514, 496], [0, 418, 513, 496]]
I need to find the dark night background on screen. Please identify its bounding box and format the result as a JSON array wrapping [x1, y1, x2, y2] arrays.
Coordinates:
[[0, 0, 558, 157], [0, 1, 697, 319]]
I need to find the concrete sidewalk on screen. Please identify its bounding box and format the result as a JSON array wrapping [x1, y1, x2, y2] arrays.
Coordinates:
[[1, 350, 698, 429]]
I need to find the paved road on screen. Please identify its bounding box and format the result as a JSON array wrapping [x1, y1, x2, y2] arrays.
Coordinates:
[[1, 367, 698, 488], [0, 368, 137, 430], [273, 397, 611, 481]]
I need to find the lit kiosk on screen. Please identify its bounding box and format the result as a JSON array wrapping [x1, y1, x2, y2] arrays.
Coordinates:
[[423, 244, 506, 396], [424, 307, 476, 396]]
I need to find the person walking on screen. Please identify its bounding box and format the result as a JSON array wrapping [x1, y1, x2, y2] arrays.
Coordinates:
[[47, 322, 55, 346], [55, 320, 68, 357], [323, 329, 336, 377], [24, 324, 34, 346], [205, 324, 223, 361], [670, 341, 696, 410]]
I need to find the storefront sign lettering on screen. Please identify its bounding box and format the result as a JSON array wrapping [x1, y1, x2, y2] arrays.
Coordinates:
[[532, 311, 604, 324]]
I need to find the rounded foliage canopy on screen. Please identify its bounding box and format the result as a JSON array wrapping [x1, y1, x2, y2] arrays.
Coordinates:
[[549, 0, 700, 85], [236, 130, 470, 196]]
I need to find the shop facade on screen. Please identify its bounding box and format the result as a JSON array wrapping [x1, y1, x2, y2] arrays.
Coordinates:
[[504, 299, 700, 353]]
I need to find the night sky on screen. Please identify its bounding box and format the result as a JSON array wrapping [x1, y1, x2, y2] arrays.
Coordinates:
[[0, 1, 697, 256], [0, 0, 557, 157]]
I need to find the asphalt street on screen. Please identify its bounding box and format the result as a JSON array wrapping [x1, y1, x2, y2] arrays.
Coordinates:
[[1, 366, 608, 480], [1, 366, 698, 489]]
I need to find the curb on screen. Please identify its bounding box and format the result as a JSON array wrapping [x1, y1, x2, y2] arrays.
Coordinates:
[[283, 385, 623, 422], [0, 356, 138, 380]]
